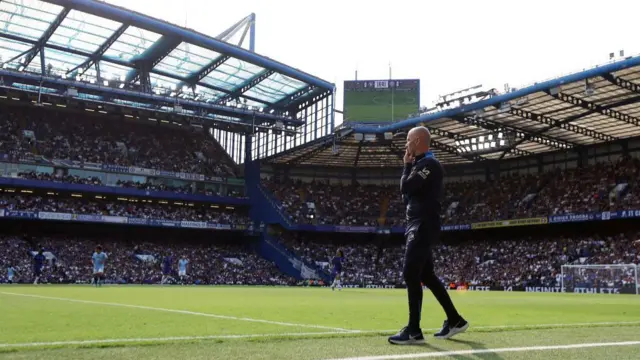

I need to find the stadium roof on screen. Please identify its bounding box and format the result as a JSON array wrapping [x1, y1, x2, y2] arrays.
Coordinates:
[[267, 55, 640, 168], [0, 0, 333, 111]]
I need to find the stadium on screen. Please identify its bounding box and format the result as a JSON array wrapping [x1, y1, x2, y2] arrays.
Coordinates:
[[0, 0, 640, 359]]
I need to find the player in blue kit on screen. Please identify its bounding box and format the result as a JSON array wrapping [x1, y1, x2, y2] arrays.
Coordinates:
[[33, 249, 45, 285], [7, 265, 17, 284], [178, 257, 189, 285], [91, 245, 108, 287], [161, 254, 173, 285], [330, 249, 344, 291]]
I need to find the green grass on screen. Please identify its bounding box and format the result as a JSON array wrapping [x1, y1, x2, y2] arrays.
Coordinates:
[[0, 286, 639, 359], [344, 90, 418, 122]]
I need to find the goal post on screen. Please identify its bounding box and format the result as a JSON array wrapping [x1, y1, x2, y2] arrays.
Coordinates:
[[561, 264, 638, 295]]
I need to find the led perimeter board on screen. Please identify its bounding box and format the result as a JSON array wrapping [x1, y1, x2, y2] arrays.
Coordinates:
[[343, 79, 420, 124]]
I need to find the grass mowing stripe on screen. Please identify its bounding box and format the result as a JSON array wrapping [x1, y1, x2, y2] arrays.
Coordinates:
[[2, 322, 640, 350], [0, 291, 356, 332], [323, 340, 640, 360], [0, 331, 363, 348], [378, 320, 640, 333]]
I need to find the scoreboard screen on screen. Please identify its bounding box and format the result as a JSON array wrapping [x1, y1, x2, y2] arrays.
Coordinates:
[[343, 79, 420, 123]]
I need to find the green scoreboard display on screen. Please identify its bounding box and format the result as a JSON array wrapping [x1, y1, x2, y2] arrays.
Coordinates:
[[343, 79, 420, 124]]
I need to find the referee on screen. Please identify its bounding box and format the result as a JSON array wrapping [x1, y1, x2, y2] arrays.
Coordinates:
[[388, 126, 468, 345]]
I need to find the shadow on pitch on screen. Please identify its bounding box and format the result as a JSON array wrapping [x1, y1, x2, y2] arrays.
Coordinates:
[[399, 339, 504, 360], [446, 338, 505, 360]]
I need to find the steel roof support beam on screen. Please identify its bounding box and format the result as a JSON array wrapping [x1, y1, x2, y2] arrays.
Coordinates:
[[602, 73, 640, 94], [0, 68, 302, 128], [0, 31, 270, 105], [267, 85, 315, 110], [125, 35, 181, 84], [67, 23, 129, 78], [432, 123, 534, 159], [23, 7, 70, 69], [429, 128, 466, 141], [546, 90, 640, 127], [353, 142, 363, 167], [498, 107, 618, 159], [508, 148, 534, 157], [45, 0, 334, 90], [507, 107, 616, 142], [289, 88, 332, 113], [178, 55, 230, 90], [4, 48, 33, 67], [216, 69, 275, 105], [454, 115, 575, 148], [392, 140, 484, 163], [0, 31, 130, 67], [214, 14, 253, 48], [430, 140, 487, 162], [428, 127, 497, 161]]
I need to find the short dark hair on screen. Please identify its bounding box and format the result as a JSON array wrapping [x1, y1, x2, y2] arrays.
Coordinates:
[[96, 245, 103, 251]]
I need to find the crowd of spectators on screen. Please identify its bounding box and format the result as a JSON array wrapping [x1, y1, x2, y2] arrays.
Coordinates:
[[263, 156, 640, 226], [13, 171, 240, 197], [0, 235, 295, 286], [280, 232, 640, 289], [0, 194, 249, 224], [0, 108, 237, 177], [263, 179, 392, 226]]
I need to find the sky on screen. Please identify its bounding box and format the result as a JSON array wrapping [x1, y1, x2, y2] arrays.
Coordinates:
[[106, 0, 640, 127]]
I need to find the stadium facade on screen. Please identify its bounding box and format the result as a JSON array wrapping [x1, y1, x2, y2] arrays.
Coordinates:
[[0, 0, 638, 291]]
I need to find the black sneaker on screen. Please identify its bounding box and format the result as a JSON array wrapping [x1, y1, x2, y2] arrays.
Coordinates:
[[434, 318, 469, 339], [388, 326, 425, 345]]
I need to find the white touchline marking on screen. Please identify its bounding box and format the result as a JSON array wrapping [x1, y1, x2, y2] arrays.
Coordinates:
[[0, 331, 367, 348], [323, 340, 640, 360], [377, 320, 640, 333], [0, 292, 356, 333]]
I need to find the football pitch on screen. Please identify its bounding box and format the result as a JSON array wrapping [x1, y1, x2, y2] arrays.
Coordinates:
[[1, 286, 639, 359], [344, 91, 418, 123]]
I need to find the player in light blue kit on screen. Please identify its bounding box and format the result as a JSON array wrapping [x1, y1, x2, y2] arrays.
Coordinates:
[[91, 245, 108, 287], [178, 257, 189, 285], [7, 265, 17, 284]]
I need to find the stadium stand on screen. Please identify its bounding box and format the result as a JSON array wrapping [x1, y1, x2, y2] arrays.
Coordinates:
[[0, 0, 639, 295], [3, 2, 640, 360], [277, 230, 640, 289], [0, 106, 237, 177], [261, 154, 640, 227], [0, 233, 295, 286], [0, 193, 248, 224]]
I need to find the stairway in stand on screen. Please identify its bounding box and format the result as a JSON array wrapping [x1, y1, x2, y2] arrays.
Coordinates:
[[378, 196, 390, 226]]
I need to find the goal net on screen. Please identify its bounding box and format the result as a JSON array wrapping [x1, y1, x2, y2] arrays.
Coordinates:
[[561, 264, 638, 295]]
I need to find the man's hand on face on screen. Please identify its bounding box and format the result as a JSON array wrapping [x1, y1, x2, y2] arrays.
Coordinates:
[[404, 148, 414, 164]]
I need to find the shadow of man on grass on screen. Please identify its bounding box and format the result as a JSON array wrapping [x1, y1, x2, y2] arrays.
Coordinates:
[[400, 338, 505, 360], [446, 338, 505, 360]]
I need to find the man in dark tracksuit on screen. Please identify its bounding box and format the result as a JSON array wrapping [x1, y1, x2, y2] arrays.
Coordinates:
[[388, 126, 468, 345]]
